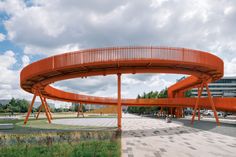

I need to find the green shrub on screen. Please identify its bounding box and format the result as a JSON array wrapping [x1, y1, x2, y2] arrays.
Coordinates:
[[0, 140, 120, 157]]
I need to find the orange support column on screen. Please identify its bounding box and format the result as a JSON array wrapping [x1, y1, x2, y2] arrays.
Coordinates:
[[191, 83, 204, 124], [77, 103, 79, 117], [38, 91, 51, 123], [181, 108, 183, 117], [36, 104, 42, 120], [44, 98, 53, 120], [117, 73, 122, 130], [179, 108, 181, 118], [77, 103, 84, 117], [176, 108, 180, 118], [198, 107, 200, 121], [36, 98, 53, 120], [205, 83, 220, 125], [24, 93, 37, 125], [82, 104, 85, 117], [160, 107, 163, 117]]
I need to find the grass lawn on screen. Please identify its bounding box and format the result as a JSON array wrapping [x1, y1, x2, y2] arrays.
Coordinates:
[[0, 119, 82, 132], [0, 117, 121, 157], [16, 119, 116, 130], [0, 140, 121, 157], [0, 116, 117, 132]]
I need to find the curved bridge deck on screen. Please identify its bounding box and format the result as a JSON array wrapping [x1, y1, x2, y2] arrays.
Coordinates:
[[20, 46, 236, 127]]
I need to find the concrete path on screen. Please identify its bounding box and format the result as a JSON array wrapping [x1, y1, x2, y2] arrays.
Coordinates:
[[52, 114, 236, 157], [121, 113, 236, 157]]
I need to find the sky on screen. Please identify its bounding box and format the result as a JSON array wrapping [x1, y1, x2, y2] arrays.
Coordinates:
[[0, 0, 236, 107]]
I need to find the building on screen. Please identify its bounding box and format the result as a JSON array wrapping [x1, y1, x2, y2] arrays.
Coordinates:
[[191, 76, 236, 97], [71, 103, 106, 111]]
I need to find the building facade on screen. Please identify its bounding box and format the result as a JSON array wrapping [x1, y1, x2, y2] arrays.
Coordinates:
[[71, 103, 106, 111], [191, 77, 236, 97]]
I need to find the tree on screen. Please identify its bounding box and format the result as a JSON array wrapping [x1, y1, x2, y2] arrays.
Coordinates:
[[18, 99, 29, 113], [127, 89, 168, 114], [158, 88, 167, 98], [0, 103, 4, 113], [73, 104, 86, 112], [184, 90, 192, 97], [55, 108, 63, 112], [127, 90, 159, 114], [0, 98, 29, 113]]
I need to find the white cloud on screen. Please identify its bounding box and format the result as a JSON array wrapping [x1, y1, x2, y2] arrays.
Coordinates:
[[21, 55, 30, 67], [0, 51, 31, 100], [24, 43, 80, 56], [0, 0, 25, 16], [0, 0, 236, 102], [0, 33, 5, 41], [224, 58, 236, 76], [53, 74, 175, 98], [0, 50, 16, 68], [1, 0, 235, 59]]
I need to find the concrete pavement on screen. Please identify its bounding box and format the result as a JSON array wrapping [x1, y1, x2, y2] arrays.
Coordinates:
[[121, 113, 236, 157], [52, 113, 236, 157]]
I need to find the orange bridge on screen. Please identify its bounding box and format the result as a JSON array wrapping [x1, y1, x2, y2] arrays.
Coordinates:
[[20, 46, 236, 129]]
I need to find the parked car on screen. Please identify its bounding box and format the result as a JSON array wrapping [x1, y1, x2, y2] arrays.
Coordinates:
[[217, 112, 223, 117], [203, 110, 214, 116], [184, 109, 192, 115]]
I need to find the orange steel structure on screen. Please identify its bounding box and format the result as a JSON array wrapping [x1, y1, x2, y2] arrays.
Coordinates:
[[20, 46, 236, 129], [77, 103, 84, 118]]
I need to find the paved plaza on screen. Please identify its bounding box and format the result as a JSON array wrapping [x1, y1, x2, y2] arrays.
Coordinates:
[[121, 114, 236, 157], [52, 114, 236, 157]]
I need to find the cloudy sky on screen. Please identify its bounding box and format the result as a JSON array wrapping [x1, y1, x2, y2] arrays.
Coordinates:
[[0, 0, 236, 106]]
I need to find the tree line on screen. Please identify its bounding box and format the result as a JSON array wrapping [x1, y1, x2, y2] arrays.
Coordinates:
[[0, 98, 86, 113], [0, 89, 191, 114], [127, 89, 192, 114], [0, 98, 29, 113]]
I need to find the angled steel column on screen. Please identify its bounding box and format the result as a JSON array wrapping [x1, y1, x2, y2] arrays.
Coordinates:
[[117, 73, 122, 129], [36, 104, 42, 120], [24, 93, 37, 125], [77, 103, 84, 117], [44, 98, 53, 120], [170, 107, 173, 118], [38, 91, 51, 123], [198, 107, 200, 121], [35, 98, 52, 120], [160, 107, 163, 117], [205, 83, 220, 125], [81, 103, 84, 117], [191, 83, 204, 124], [198, 87, 201, 121], [77, 103, 80, 117]]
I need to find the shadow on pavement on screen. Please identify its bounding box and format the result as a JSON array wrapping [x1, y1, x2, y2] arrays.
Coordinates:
[[172, 118, 236, 138], [121, 116, 236, 138]]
